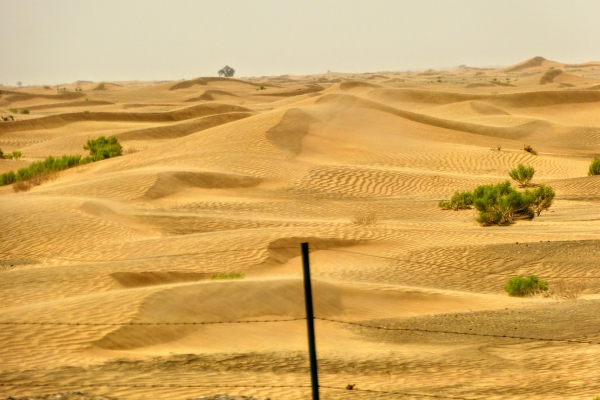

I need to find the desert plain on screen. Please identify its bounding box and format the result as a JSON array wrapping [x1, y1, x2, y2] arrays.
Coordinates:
[[1, 56, 600, 399]]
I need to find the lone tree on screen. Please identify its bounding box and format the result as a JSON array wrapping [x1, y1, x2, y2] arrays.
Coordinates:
[[218, 65, 235, 78], [509, 164, 535, 187]]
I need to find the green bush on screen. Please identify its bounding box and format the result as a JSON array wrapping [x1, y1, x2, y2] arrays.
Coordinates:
[[12, 151, 22, 160], [504, 275, 548, 297], [439, 191, 473, 210], [527, 184, 555, 216], [84, 136, 122, 161], [473, 181, 534, 225], [509, 164, 535, 187], [0, 171, 16, 185], [8, 108, 17, 114], [4, 153, 13, 160], [588, 158, 600, 176], [19, 109, 30, 115]]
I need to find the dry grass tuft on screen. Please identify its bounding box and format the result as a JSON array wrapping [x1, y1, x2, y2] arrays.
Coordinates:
[[12, 181, 31, 193], [351, 212, 378, 226], [550, 279, 586, 300], [124, 147, 143, 155], [12, 172, 58, 193], [523, 144, 538, 155]]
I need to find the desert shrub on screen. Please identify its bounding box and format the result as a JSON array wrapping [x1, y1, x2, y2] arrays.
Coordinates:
[[523, 144, 538, 155], [0, 148, 3, 157], [439, 191, 473, 210], [211, 272, 244, 280], [509, 164, 535, 187], [19, 109, 30, 115], [351, 212, 378, 225], [588, 158, 600, 176], [4, 153, 12, 160], [8, 108, 17, 114], [504, 275, 548, 297], [0, 171, 16, 185], [12, 151, 22, 160], [473, 181, 534, 225], [84, 136, 122, 161], [527, 184, 555, 216]]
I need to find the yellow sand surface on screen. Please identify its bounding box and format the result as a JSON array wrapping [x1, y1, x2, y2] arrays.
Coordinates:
[[1, 57, 600, 399]]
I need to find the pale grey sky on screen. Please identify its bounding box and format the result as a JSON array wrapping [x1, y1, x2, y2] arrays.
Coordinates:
[[1, 0, 599, 85]]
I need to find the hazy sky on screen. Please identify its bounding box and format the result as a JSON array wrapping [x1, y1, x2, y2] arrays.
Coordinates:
[[2, 0, 599, 85]]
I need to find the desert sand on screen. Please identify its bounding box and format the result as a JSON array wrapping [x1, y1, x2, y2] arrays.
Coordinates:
[[1, 56, 600, 399]]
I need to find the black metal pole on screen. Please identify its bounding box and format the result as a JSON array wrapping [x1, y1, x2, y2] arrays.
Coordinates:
[[301, 242, 320, 400]]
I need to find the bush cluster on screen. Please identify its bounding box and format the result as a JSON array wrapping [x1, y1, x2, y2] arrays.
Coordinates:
[[1, 150, 22, 160], [439, 183, 555, 226], [473, 181, 534, 225], [504, 275, 548, 297], [84, 136, 122, 161], [0, 155, 84, 186], [439, 165, 555, 226], [0, 136, 122, 188]]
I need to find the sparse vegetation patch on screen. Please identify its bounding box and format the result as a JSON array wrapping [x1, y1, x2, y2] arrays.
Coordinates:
[[0, 136, 122, 188], [210, 272, 244, 280], [351, 212, 378, 225]]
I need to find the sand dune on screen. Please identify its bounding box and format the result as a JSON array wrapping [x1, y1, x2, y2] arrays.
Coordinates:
[[503, 56, 563, 72], [0, 103, 251, 134], [2, 89, 86, 103], [2, 59, 600, 399], [116, 112, 254, 140]]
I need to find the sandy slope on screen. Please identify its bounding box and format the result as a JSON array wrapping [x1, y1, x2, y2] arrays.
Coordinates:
[[1, 58, 600, 400]]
